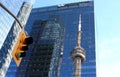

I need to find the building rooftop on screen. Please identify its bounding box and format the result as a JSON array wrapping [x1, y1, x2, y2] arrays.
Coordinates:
[[31, 1, 93, 13]]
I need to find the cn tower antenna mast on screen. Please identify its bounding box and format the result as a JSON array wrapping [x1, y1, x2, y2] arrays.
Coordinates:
[[77, 14, 82, 47], [71, 14, 86, 77]]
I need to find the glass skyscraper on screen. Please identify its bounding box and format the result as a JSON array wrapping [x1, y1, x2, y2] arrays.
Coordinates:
[[24, 1, 96, 77], [0, 1, 96, 77], [0, 0, 34, 77], [23, 16, 65, 77]]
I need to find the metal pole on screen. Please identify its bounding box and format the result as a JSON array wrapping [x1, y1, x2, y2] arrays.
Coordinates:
[[0, 2, 23, 29]]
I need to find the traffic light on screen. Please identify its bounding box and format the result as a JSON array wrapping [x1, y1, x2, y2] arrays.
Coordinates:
[[12, 29, 33, 66]]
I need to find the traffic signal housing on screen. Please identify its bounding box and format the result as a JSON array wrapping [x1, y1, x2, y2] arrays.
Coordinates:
[[12, 30, 33, 66]]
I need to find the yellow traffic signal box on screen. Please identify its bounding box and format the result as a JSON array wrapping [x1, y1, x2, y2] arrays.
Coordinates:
[[12, 29, 33, 66]]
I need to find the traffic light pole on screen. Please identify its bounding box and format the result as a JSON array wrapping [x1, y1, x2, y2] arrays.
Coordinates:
[[0, 2, 33, 67], [0, 2, 23, 29]]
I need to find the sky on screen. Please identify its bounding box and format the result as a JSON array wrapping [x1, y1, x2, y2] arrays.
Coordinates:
[[33, 0, 120, 77]]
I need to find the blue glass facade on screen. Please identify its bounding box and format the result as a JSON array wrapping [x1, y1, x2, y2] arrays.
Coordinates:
[[0, 1, 96, 77], [0, 0, 34, 77], [0, 0, 25, 48], [24, 1, 96, 77], [13, 15, 65, 77]]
